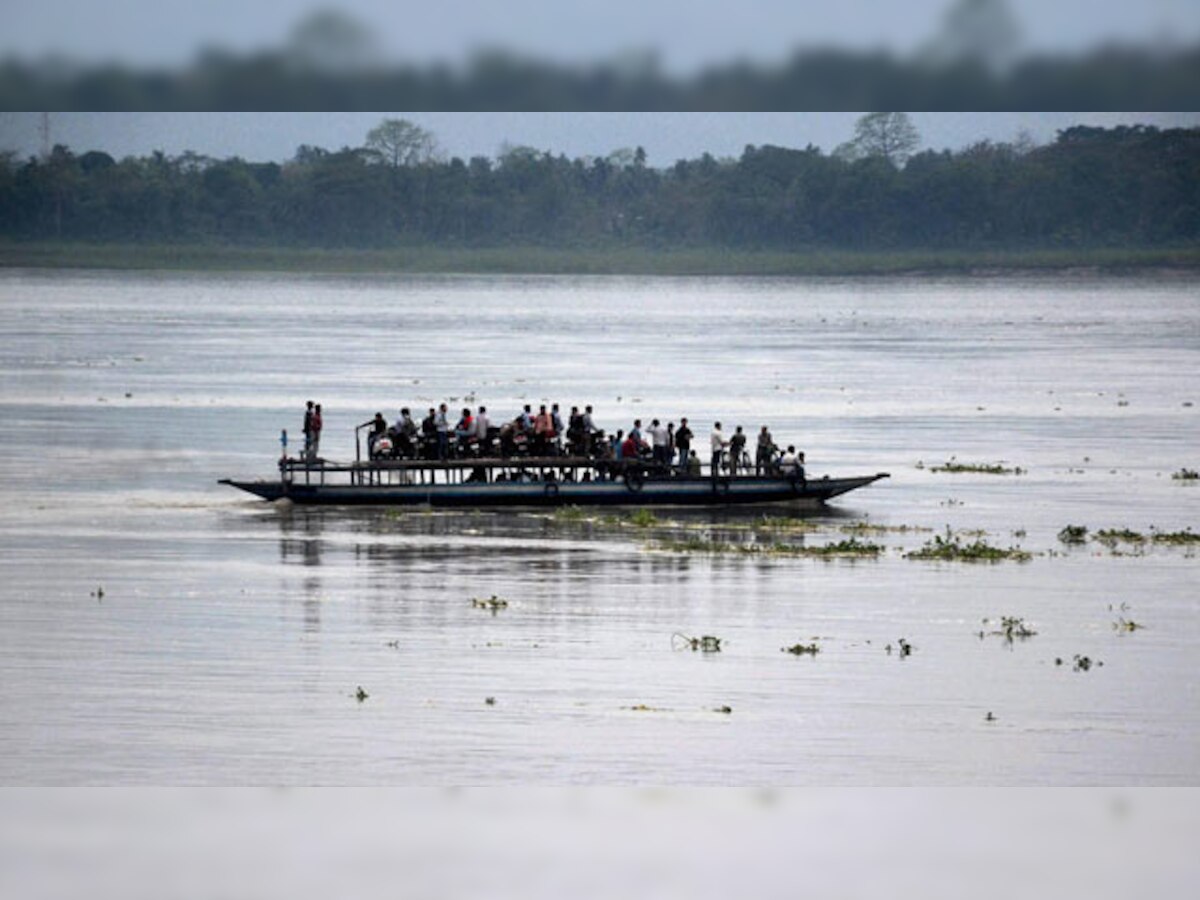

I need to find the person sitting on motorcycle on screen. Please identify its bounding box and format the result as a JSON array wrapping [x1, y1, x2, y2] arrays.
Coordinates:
[[367, 412, 389, 458], [393, 408, 418, 458], [455, 407, 474, 440]]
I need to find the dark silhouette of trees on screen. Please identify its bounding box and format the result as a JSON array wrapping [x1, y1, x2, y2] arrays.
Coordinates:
[[842, 113, 923, 167], [1, 123, 1198, 253]]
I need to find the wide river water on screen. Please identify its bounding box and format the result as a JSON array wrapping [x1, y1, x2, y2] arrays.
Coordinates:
[[0, 269, 1196, 784]]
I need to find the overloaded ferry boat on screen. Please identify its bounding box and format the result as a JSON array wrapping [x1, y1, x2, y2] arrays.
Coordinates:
[[222, 403, 888, 508], [222, 456, 888, 509]]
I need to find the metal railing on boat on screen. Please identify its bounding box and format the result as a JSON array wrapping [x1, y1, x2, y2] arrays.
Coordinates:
[[277, 453, 806, 489], [280, 455, 642, 488]]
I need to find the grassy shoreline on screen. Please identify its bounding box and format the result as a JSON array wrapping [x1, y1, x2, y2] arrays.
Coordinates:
[[3, 241, 1199, 277]]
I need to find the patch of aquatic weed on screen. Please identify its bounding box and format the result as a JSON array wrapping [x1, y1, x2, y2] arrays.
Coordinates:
[[672, 632, 723, 652], [597, 509, 667, 529], [979, 616, 1038, 641], [796, 537, 885, 557], [782, 642, 820, 656], [1057, 524, 1089, 545], [926, 457, 1025, 475], [750, 515, 827, 534], [840, 522, 932, 536], [905, 528, 1032, 562], [552, 504, 590, 522], [627, 508, 660, 528], [1151, 527, 1200, 546], [1094, 528, 1146, 546], [1171, 468, 1198, 482], [650, 536, 884, 558]]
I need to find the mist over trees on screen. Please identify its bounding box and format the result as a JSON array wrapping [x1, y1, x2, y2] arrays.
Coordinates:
[[2, 119, 1198, 253]]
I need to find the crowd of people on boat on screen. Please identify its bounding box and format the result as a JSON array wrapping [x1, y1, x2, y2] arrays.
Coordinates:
[[312, 399, 806, 479]]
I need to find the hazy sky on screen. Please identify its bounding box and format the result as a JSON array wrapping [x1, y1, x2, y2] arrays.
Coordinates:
[[3, 113, 1198, 166], [3, 1, 1198, 70]]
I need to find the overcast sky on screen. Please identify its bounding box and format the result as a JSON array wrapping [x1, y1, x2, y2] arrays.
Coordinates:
[[3, 1, 1198, 70], [3, 113, 1199, 166]]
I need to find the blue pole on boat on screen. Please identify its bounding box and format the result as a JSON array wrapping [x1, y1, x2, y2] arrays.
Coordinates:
[[280, 429, 288, 459]]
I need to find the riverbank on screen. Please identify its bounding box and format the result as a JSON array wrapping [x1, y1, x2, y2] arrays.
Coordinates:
[[3, 241, 1200, 277]]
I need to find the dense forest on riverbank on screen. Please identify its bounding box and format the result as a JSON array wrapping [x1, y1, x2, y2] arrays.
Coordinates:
[[2, 123, 1198, 270]]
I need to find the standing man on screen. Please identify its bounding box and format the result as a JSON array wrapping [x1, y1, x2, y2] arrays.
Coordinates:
[[582, 405, 598, 454], [756, 425, 775, 475], [728, 426, 746, 476], [435, 402, 450, 460], [303, 400, 315, 460], [648, 419, 669, 466], [675, 417, 693, 471], [310, 403, 323, 461], [551, 403, 565, 455], [475, 405, 491, 454], [710, 421, 727, 477]]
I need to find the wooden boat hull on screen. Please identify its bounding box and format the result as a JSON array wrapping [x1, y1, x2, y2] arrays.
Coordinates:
[[220, 473, 889, 508]]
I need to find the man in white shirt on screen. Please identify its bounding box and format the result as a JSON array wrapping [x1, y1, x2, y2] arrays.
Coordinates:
[[582, 405, 598, 455], [710, 422, 727, 476], [475, 406, 491, 449], [648, 418, 669, 466], [435, 403, 449, 459], [551, 403, 564, 454], [779, 446, 806, 482]]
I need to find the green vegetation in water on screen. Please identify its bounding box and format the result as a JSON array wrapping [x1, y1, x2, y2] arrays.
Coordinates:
[[887, 638, 914, 658], [929, 458, 1024, 475], [1151, 528, 1200, 545], [652, 536, 883, 557], [355, 686, 369, 703], [802, 537, 885, 557], [751, 515, 826, 533], [1113, 617, 1145, 632], [1172, 468, 1199, 481], [840, 522, 931, 536], [782, 642, 821, 656], [1056, 524, 1197, 549], [628, 508, 660, 528], [672, 633, 722, 653], [981, 616, 1038, 641], [653, 536, 728, 553], [595, 509, 667, 529], [552, 504, 589, 522], [1094, 528, 1146, 545], [1058, 524, 1089, 544], [906, 528, 1032, 562], [471, 594, 509, 611]]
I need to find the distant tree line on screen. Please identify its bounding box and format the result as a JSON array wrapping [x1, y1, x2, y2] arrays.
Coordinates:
[[2, 121, 1198, 252], [2, 45, 1200, 110]]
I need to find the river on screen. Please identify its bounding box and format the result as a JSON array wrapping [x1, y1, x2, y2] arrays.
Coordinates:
[[0, 269, 1196, 784]]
